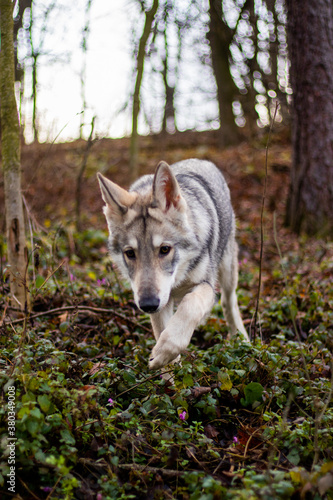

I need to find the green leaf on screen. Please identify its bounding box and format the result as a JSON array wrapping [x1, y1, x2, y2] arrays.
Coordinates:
[[34, 449, 46, 463], [113, 335, 120, 346], [123, 371, 136, 384], [38, 394, 51, 414], [287, 448, 300, 466], [60, 429, 76, 445], [60, 321, 70, 333], [182, 374, 194, 388], [243, 382, 264, 405], [22, 391, 36, 404], [35, 275, 45, 289], [218, 370, 233, 391], [30, 407, 43, 419], [26, 418, 40, 435]]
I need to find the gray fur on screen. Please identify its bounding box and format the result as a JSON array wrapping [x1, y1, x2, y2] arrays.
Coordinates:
[[98, 159, 249, 372]]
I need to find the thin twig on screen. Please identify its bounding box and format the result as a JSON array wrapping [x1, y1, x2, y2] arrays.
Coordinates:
[[45, 474, 63, 500], [75, 419, 101, 431], [35, 259, 67, 294], [76, 115, 96, 232], [252, 102, 279, 341], [22, 195, 36, 283], [117, 463, 184, 478], [79, 457, 186, 478], [19, 477, 43, 500], [115, 369, 174, 399], [4, 304, 151, 332], [0, 303, 8, 327]]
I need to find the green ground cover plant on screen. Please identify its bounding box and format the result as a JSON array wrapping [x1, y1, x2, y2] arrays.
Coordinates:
[[0, 224, 332, 500]]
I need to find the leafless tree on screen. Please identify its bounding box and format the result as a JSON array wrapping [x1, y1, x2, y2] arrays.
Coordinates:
[[0, 0, 29, 310], [130, 0, 159, 181], [80, 0, 94, 138]]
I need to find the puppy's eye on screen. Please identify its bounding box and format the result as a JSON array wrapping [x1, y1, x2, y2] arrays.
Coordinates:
[[159, 245, 171, 256], [124, 249, 136, 260]]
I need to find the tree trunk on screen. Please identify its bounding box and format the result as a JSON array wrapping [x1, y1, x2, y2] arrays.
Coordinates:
[[161, 2, 176, 135], [129, 0, 159, 182], [161, 58, 176, 134], [207, 0, 240, 146], [285, 0, 333, 236], [242, 0, 260, 134], [31, 53, 39, 143], [0, 0, 29, 310], [79, 0, 93, 138]]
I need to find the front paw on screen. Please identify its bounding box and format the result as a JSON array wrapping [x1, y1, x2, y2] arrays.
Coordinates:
[[149, 333, 183, 370]]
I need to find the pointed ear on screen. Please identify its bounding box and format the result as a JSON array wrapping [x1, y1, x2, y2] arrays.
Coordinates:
[[152, 161, 185, 212], [97, 173, 137, 218]]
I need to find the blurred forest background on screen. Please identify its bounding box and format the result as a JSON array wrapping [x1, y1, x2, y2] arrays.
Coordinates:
[[12, 0, 288, 142]]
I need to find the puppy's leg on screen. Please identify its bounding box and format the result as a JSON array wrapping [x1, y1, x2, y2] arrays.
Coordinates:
[[149, 283, 215, 369], [150, 300, 179, 380], [219, 239, 250, 342], [150, 298, 174, 341]]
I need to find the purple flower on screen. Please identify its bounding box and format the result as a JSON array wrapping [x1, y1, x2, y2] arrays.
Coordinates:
[[96, 494, 103, 500], [179, 410, 186, 421], [97, 278, 107, 286], [42, 487, 53, 493], [70, 273, 75, 282], [233, 436, 238, 444], [107, 398, 114, 406]]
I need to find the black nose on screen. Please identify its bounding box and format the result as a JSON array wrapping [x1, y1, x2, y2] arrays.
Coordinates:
[[139, 296, 160, 313]]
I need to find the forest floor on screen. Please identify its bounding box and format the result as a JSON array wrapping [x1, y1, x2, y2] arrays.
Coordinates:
[[0, 129, 333, 499]]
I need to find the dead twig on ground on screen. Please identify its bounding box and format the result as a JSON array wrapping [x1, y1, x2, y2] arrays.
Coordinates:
[[4, 304, 151, 333]]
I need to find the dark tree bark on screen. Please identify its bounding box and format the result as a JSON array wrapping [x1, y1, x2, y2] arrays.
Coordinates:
[[242, 0, 261, 134], [130, 0, 159, 182], [13, 0, 31, 81], [161, 0, 177, 134], [285, 0, 333, 236], [207, 0, 240, 146], [161, 54, 176, 134]]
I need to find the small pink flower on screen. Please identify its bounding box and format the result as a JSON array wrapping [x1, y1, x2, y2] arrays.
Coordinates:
[[97, 494, 103, 500], [233, 436, 238, 444], [107, 398, 114, 406], [179, 410, 186, 421], [70, 273, 75, 282]]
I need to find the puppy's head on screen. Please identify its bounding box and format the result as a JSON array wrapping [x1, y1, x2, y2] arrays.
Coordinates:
[[98, 162, 195, 313]]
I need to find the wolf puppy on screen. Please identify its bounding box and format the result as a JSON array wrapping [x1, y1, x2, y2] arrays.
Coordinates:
[[98, 159, 249, 370]]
